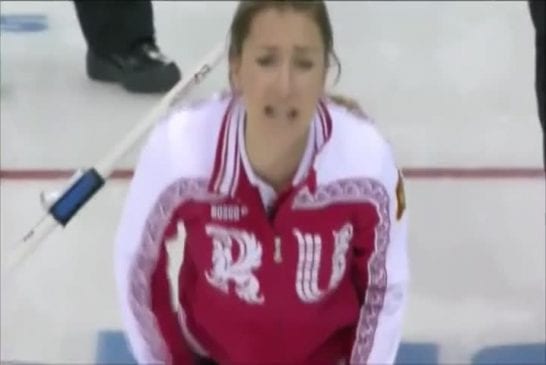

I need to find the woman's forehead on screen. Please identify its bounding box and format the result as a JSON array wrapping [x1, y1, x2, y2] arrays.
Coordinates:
[[244, 8, 323, 45], [251, 45, 323, 54]]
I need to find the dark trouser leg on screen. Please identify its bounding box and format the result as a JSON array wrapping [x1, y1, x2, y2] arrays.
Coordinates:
[[534, 33, 545, 168], [73, 0, 180, 93], [74, 0, 155, 56], [529, 1, 545, 169], [535, 29, 545, 167]]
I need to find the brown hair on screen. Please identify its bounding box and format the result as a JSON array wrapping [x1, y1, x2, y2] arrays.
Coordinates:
[[227, 0, 342, 84]]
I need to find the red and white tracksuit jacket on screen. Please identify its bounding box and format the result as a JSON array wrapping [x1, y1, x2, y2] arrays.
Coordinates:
[[114, 93, 409, 365]]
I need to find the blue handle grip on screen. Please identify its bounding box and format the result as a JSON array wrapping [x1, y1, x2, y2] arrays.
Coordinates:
[[49, 168, 105, 226]]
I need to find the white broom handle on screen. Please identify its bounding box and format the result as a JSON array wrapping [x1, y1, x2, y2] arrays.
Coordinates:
[[5, 41, 227, 274], [96, 41, 227, 177]]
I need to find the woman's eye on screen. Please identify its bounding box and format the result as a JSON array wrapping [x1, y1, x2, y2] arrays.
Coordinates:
[[256, 56, 275, 67], [296, 59, 314, 70], [255, 56, 314, 70]]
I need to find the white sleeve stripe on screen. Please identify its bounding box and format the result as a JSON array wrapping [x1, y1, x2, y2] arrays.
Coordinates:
[[228, 105, 243, 197], [217, 104, 239, 195], [350, 180, 391, 364], [212, 99, 236, 192]]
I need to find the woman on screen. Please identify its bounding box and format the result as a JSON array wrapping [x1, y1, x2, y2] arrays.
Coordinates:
[[114, 1, 409, 364]]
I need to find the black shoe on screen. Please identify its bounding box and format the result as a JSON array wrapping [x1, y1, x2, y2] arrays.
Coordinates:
[[86, 41, 181, 93]]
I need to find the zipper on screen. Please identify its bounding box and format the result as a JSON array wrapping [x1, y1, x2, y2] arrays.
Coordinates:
[[273, 236, 283, 263], [272, 233, 285, 363]]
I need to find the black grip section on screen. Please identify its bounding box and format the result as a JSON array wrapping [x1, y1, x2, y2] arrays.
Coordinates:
[[49, 168, 105, 226]]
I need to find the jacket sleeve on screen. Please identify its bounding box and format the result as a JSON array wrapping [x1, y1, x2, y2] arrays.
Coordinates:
[[350, 143, 409, 365], [114, 121, 194, 365]]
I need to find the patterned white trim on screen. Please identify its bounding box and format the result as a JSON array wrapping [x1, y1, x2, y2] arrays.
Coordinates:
[[292, 178, 390, 364], [128, 178, 224, 364], [229, 105, 244, 196]]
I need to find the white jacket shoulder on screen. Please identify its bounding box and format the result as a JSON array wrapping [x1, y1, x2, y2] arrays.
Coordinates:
[[316, 101, 397, 182]]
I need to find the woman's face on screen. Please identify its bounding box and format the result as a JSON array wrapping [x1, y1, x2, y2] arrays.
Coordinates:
[[230, 7, 327, 136]]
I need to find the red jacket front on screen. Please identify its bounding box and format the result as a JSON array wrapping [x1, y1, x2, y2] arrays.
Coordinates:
[[114, 93, 409, 365]]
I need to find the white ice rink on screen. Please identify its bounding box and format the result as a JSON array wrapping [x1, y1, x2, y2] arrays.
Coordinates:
[[1, 1, 545, 364]]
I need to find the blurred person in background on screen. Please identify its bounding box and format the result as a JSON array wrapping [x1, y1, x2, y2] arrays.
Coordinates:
[[74, 0, 181, 93], [529, 0, 545, 170]]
